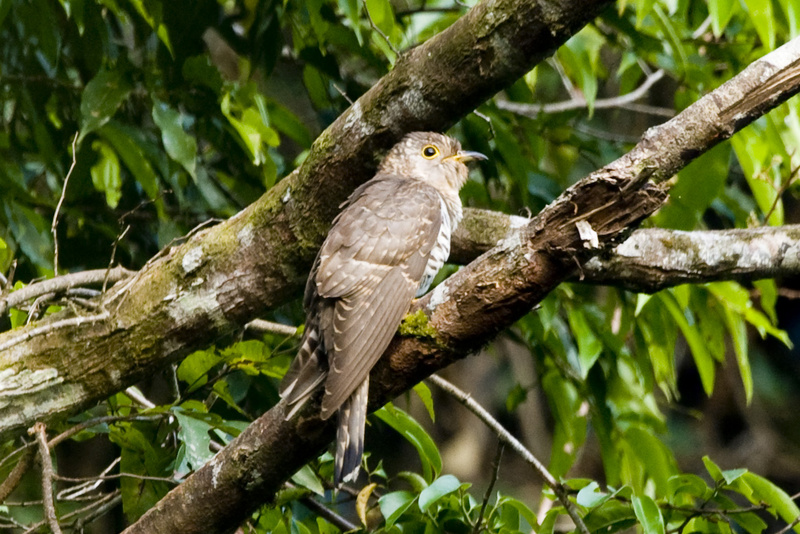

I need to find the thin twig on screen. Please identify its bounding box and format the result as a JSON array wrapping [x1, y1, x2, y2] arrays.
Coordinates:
[[301, 494, 359, 531], [68, 491, 122, 531], [473, 441, 504, 534], [29, 422, 63, 534], [332, 83, 354, 105], [365, 2, 399, 56], [125, 386, 157, 409], [245, 319, 299, 337], [428, 374, 590, 534], [0, 311, 109, 353], [0, 446, 36, 503], [497, 69, 666, 117], [48, 413, 167, 449], [763, 161, 799, 224], [0, 266, 134, 317], [774, 515, 800, 534], [52, 132, 79, 276], [105, 224, 131, 292]]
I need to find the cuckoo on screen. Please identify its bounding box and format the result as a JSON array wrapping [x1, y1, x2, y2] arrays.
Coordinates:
[[280, 132, 486, 485]]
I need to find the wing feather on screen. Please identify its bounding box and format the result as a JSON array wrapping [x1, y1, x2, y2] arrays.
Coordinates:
[[313, 176, 443, 418]]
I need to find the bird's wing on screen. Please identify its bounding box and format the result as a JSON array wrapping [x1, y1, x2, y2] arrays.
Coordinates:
[[314, 176, 443, 418]]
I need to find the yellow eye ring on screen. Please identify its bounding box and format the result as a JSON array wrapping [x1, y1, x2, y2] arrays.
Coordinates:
[[421, 145, 439, 159]]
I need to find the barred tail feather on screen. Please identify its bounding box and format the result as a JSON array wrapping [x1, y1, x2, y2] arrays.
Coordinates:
[[334, 377, 369, 486], [281, 324, 327, 420]]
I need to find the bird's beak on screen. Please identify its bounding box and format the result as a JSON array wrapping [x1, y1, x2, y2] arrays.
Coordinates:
[[452, 150, 488, 163]]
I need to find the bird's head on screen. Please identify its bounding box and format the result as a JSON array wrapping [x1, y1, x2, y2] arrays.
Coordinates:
[[378, 132, 487, 191]]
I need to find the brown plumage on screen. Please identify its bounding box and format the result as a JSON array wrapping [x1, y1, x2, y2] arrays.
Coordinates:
[[280, 132, 486, 485]]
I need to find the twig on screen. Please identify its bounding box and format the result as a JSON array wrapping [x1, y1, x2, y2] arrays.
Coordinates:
[[52, 132, 79, 276], [0, 446, 36, 502], [774, 515, 800, 534], [0, 266, 134, 317], [244, 319, 299, 337], [125, 386, 157, 409], [428, 374, 590, 534], [0, 311, 109, 353], [473, 441, 504, 534], [497, 69, 666, 117], [68, 491, 122, 531], [300, 494, 359, 531], [105, 224, 131, 292], [365, 2, 399, 56], [332, 83, 354, 106], [48, 413, 167, 449], [763, 161, 799, 224], [29, 422, 63, 534]]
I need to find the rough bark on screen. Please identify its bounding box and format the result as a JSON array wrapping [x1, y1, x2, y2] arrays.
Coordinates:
[[0, 0, 611, 442], [123, 37, 800, 534], [453, 213, 800, 293]]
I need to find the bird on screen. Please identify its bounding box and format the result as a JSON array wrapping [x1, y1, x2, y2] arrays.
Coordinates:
[[280, 131, 486, 485]]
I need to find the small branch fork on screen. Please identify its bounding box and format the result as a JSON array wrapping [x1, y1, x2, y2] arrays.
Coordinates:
[[428, 374, 590, 534]]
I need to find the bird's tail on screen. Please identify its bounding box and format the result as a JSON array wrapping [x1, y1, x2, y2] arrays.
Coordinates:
[[281, 323, 327, 420], [334, 377, 369, 486]]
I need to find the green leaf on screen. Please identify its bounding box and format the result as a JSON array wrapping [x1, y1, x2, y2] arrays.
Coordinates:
[[291, 464, 325, 496], [658, 291, 715, 396], [566, 306, 603, 377], [577, 481, 608, 509], [90, 140, 123, 208], [99, 122, 160, 199], [720, 307, 753, 403], [655, 144, 730, 230], [742, 0, 775, 50], [376, 404, 441, 483], [365, 0, 394, 36], [338, 0, 363, 45], [109, 422, 172, 522], [177, 348, 224, 392], [172, 407, 215, 473], [379, 490, 417, 527], [128, 0, 172, 54], [708, 0, 740, 37], [722, 468, 748, 485], [702, 456, 725, 483], [418, 474, 461, 513], [731, 128, 784, 226], [152, 99, 197, 178], [505, 383, 528, 413], [668, 474, 713, 502], [624, 427, 677, 494], [542, 370, 586, 478], [741, 472, 800, 533], [413, 381, 435, 422], [3, 201, 54, 270], [632, 495, 665, 534], [583, 499, 637, 534], [79, 68, 132, 142]]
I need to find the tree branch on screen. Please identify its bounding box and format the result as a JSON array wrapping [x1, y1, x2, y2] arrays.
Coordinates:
[[452, 213, 800, 292], [496, 69, 671, 117], [122, 36, 800, 534]]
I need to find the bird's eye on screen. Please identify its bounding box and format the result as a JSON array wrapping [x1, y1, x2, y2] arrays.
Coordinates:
[[422, 145, 439, 159]]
